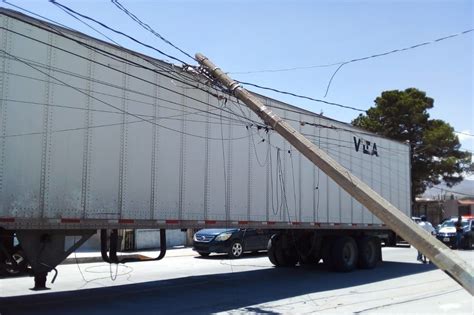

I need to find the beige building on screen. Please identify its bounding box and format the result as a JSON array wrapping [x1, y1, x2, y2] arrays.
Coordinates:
[[443, 199, 474, 218]]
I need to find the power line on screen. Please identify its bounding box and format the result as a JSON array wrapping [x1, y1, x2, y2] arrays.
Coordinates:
[[1, 49, 256, 141], [50, 0, 189, 66], [2, 0, 72, 30], [4, 7, 246, 121], [455, 131, 474, 137], [43, 2, 366, 114], [237, 81, 366, 112], [229, 28, 474, 75], [51, 0, 121, 46], [110, 0, 195, 62], [7, 3, 364, 118], [0, 25, 264, 128], [323, 28, 474, 97]]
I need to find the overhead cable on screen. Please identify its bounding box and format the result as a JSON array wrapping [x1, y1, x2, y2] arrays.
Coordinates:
[[237, 81, 366, 112], [229, 29, 474, 75], [1, 49, 256, 141], [110, 0, 195, 62], [49, 0, 189, 66]]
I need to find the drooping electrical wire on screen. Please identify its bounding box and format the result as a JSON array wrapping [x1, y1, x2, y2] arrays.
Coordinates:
[[0, 25, 265, 128], [229, 29, 474, 75], [237, 81, 366, 112], [2, 0, 72, 29], [110, 0, 195, 62], [11, 5, 248, 118], [454, 131, 474, 137], [52, 0, 121, 45], [1, 48, 257, 141], [49, 0, 189, 65]]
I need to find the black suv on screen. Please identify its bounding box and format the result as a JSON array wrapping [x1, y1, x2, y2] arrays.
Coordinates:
[[193, 228, 275, 258]]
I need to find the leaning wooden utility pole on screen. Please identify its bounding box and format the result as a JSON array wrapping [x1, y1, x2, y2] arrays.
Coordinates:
[[196, 53, 473, 295]]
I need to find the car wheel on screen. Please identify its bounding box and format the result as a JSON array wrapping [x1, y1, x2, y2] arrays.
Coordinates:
[[228, 240, 244, 259], [197, 251, 210, 257]]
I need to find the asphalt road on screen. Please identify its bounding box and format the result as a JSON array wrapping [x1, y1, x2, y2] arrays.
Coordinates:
[[0, 246, 472, 314]]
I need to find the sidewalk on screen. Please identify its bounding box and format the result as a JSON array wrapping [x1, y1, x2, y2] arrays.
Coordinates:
[[63, 246, 195, 265]]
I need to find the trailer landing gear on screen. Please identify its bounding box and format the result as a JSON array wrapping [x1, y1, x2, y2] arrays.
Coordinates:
[[15, 230, 95, 290]]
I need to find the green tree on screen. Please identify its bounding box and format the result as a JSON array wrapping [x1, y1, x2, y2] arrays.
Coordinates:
[[352, 88, 471, 204]]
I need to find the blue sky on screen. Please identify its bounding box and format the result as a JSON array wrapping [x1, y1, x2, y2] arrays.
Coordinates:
[[2, 0, 473, 154]]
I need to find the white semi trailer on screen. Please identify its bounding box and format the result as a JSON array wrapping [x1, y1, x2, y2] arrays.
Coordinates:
[[0, 8, 411, 289]]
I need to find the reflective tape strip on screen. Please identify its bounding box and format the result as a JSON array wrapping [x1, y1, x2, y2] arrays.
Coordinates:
[[205, 220, 216, 225], [0, 217, 15, 222], [166, 219, 180, 224], [119, 219, 134, 224], [238, 221, 248, 225]]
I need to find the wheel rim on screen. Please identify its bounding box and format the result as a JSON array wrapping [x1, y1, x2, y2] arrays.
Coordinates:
[[232, 243, 243, 257]]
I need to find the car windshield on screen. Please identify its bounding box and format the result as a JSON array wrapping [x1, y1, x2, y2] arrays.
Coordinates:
[[441, 220, 468, 228]]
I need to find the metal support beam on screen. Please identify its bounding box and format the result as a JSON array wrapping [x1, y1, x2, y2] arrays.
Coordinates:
[[195, 53, 474, 295]]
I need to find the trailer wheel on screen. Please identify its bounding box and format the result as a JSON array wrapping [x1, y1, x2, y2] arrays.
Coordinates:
[[267, 234, 280, 266], [331, 236, 358, 272], [228, 240, 244, 259], [357, 237, 379, 269], [267, 234, 297, 267]]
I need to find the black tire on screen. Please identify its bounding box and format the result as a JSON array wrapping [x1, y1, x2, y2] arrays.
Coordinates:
[[331, 236, 358, 272], [267, 234, 298, 267], [267, 234, 281, 266], [276, 234, 298, 267], [228, 240, 244, 259], [357, 237, 379, 269], [197, 251, 210, 257]]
